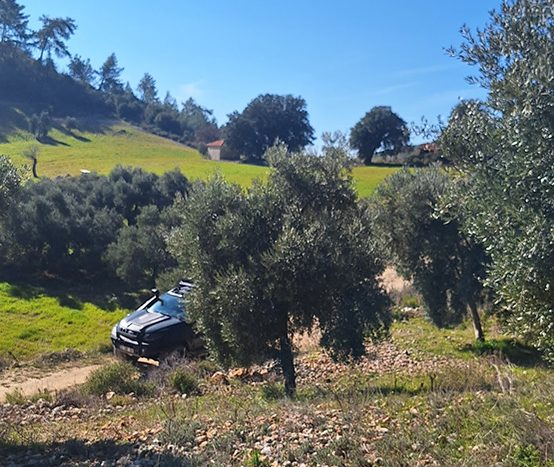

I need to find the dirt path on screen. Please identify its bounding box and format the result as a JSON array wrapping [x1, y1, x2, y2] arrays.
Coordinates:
[[0, 362, 103, 402]]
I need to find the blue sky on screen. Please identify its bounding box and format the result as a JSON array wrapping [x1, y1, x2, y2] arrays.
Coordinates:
[[22, 0, 500, 142]]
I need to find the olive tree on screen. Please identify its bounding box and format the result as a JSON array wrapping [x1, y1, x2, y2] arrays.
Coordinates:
[[370, 168, 488, 341], [169, 144, 390, 396], [441, 0, 554, 360], [0, 155, 20, 212]]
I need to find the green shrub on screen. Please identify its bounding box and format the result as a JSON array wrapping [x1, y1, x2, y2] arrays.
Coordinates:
[[512, 444, 541, 467], [196, 359, 221, 376], [259, 382, 285, 401], [83, 362, 154, 396], [168, 367, 199, 395], [63, 116, 78, 130]]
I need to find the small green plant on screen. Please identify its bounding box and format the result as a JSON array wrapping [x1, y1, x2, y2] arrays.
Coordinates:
[[400, 294, 421, 308], [83, 362, 154, 396], [5, 389, 26, 405], [5, 388, 53, 405], [244, 449, 271, 467], [168, 367, 199, 395], [259, 382, 285, 401], [196, 359, 221, 375], [512, 444, 541, 467]]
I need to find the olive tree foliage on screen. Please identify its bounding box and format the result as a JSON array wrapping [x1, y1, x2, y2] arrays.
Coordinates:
[[370, 168, 488, 341], [169, 144, 390, 396], [441, 0, 554, 360], [0, 155, 20, 213], [104, 204, 179, 288], [1, 166, 188, 280], [350, 106, 409, 165]]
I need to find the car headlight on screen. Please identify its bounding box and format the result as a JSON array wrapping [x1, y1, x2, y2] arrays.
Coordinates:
[[111, 324, 118, 339]]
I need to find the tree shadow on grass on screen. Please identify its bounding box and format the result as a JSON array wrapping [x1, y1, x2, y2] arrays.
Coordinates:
[[55, 124, 91, 143], [4, 275, 143, 313], [7, 283, 39, 300], [460, 338, 545, 367], [38, 135, 70, 146], [0, 438, 193, 466], [56, 294, 83, 310]]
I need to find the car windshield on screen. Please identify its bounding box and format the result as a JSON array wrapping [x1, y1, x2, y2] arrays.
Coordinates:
[[148, 293, 185, 320]]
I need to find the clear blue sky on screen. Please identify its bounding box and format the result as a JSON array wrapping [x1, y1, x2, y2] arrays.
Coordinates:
[[22, 0, 500, 143]]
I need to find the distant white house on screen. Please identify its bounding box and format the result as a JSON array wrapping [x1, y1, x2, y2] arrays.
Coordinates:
[[207, 139, 224, 160]]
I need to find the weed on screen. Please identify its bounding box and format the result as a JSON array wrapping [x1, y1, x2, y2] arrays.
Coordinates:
[[168, 368, 200, 395], [512, 444, 542, 467], [4, 388, 53, 405], [462, 338, 544, 367], [259, 382, 285, 401], [195, 359, 221, 376], [244, 449, 271, 467], [4, 389, 25, 405]]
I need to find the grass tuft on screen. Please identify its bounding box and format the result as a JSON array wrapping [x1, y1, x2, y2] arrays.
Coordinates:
[[83, 362, 154, 397], [168, 368, 200, 395]]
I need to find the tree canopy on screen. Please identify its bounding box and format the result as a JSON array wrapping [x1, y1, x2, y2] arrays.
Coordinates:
[[68, 54, 96, 85], [0, 0, 28, 46], [371, 167, 488, 341], [169, 143, 390, 396], [98, 53, 123, 93], [137, 72, 158, 104], [224, 94, 314, 162], [350, 106, 409, 165], [35, 15, 76, 62], [441, 0, 554, 361]]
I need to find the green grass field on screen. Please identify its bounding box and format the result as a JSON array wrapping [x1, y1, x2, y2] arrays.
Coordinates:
[[0, 121, 397, 197], [0, 282, 126, 360]]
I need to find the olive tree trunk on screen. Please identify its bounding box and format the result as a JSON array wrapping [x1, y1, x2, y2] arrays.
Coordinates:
[[279, 333, 296, 398], [31, 158, 38, 178], [469, 302, 484, 342]]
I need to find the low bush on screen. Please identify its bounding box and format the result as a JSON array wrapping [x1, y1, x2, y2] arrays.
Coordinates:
[[259, 382, 285, 401], [168, 368, 199, 395], [83, 362, 154, 397]]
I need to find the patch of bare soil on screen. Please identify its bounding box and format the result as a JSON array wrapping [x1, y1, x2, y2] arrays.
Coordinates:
[[0, 358, 110, 402], [380, 265, 412, 295]]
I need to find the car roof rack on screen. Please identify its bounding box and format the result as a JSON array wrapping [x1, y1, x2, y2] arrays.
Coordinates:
[[178, 280, 194, 293]]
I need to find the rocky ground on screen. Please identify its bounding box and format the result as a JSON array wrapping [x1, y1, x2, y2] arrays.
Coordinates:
[[1, 314, 553, 466]]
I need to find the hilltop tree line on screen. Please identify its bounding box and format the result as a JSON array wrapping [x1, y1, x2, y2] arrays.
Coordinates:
[[1, 0, 420, 164], [0, 0, 219, 148]]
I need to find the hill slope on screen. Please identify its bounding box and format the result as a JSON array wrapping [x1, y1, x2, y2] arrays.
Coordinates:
[[0, 120, 397, 196]]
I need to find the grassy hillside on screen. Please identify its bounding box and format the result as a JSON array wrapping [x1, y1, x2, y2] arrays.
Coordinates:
[[0, 121, 397, 196], [0, 282, 126, 360]]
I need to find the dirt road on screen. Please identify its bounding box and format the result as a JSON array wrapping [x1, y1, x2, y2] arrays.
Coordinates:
[[0, 362, 103, 402]]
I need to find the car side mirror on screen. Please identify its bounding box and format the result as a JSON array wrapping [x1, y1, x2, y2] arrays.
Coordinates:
[[151, 288, 160, 298]]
